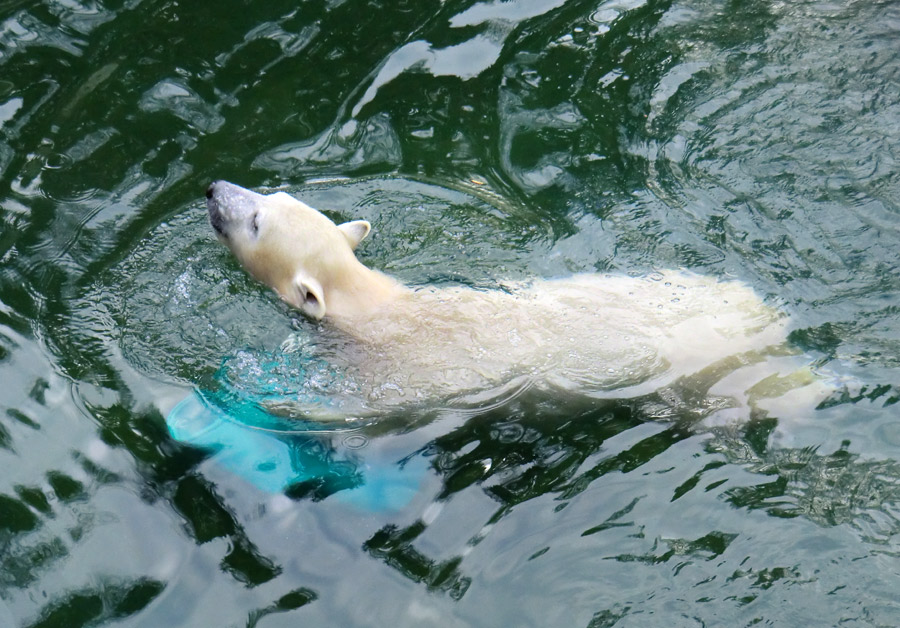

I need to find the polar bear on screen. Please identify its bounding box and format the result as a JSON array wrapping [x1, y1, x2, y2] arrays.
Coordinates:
[[205, 180, 802, 417]]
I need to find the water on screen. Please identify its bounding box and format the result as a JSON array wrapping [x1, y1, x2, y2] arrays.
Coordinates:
[[1, 0, 899, 625]]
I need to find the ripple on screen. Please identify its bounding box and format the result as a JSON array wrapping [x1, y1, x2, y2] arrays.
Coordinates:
[[0, 96, 22, 126], [2, 0, 900, 624], [450, 0, 568, 28], [139, 79, 225, 135], [255, 114, 401, 177], [77, 176, 537, 388]]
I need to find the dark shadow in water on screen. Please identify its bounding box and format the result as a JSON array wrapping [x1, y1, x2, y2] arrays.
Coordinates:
[[172, 474, 282, 587], [363, 520, 471, 600], [356, 382, 900, 599], [426, 394, 692, 508], [424, 383, 900, 524], [710, 412, 900, 529], [0, 455, 120, 593], [245, 588, 318, 628], [21, 578, 164, 628], [335, 394, 703, 595], [89, 402, 285, 589]]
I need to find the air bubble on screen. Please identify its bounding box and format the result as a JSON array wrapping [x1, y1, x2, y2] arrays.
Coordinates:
[[342, 434, 368, 449]]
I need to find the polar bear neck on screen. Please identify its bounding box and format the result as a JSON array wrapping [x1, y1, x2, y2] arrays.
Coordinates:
[[323, 258, 410, 322]]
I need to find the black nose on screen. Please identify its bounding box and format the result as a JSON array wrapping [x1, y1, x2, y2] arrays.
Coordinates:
[[206, 182, 216, 199]]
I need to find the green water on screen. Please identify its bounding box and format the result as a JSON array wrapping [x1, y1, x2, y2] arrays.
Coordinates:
[[2, 0, 899, 626]]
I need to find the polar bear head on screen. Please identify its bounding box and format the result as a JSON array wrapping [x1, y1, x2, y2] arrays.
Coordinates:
[[206, 180, 372, 320]]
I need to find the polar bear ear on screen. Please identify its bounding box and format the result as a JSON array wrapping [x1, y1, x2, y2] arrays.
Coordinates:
[[337, 220, 371, 250], [292, 274, 326, 320]]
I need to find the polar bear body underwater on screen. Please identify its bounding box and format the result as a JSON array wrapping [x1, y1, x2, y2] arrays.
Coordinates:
[[206, 180, 795, 417]]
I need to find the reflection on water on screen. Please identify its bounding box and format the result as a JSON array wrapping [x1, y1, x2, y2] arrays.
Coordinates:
[[1, 0, 899, 625]]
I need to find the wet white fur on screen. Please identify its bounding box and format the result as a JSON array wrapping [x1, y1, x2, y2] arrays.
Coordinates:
[[206, 181, 795, 410]]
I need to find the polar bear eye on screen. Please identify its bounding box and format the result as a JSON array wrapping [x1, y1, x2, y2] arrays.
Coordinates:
[[251, 212, 260, 234]]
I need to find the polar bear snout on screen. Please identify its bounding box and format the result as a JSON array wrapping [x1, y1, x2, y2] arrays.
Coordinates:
[[207, 188, 227, 238], [206, 180, 264, 242], [206, 183, 230, 239]]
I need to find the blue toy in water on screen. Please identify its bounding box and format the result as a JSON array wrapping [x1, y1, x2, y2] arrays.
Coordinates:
[[165, 348, 426, 511]]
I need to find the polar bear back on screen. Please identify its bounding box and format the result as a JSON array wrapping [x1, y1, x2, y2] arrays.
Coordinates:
[[323, 270, 787, 406]]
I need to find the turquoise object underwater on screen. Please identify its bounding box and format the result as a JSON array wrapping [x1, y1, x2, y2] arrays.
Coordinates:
[[165, 349, 426, 511]]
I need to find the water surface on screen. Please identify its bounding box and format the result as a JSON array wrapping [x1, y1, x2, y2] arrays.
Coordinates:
[[1, 0, 899, 626]]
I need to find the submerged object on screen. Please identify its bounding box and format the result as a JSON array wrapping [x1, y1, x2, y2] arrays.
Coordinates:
[[165, 350, 426, 510]]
